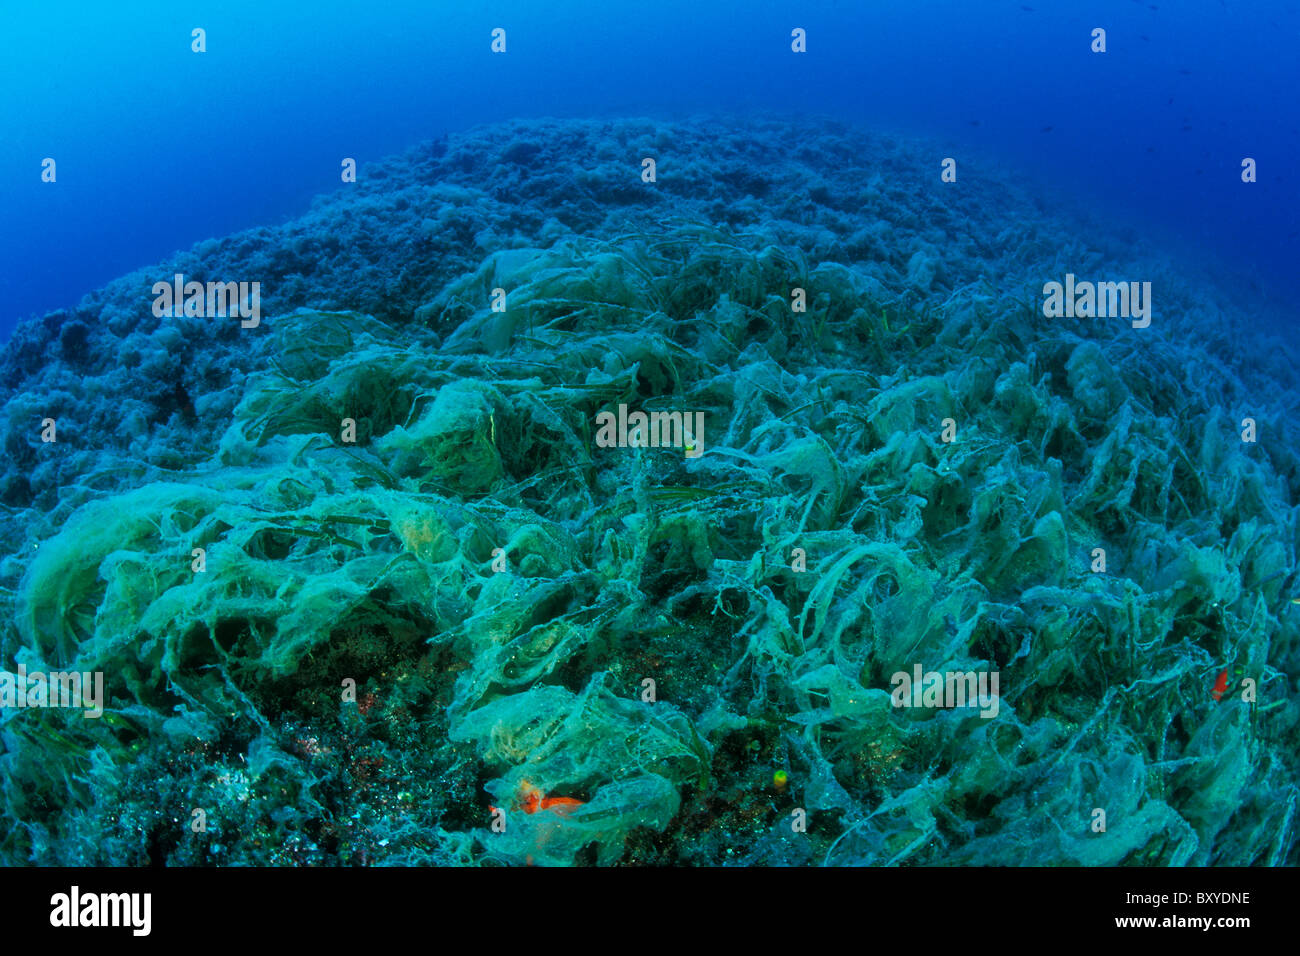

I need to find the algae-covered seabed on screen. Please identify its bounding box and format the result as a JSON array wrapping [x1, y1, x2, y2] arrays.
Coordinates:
[[1, 117, 1296, 866]]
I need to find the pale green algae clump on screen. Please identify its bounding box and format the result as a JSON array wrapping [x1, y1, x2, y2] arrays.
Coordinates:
[[0, 118, 1298, 866]]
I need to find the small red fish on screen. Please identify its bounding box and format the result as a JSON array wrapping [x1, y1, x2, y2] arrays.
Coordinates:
[[498, 780, 585, 816], [488, 780, 588, 867], [1211, 668, 1230, 702], [538, 796, 584, 815]]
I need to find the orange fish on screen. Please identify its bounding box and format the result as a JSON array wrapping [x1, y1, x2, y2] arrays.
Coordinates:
[[538, 796, 584, 814], [1211, 668, 1230, 702], [500, 780, 585, 816], [488, 780, 587, 867]]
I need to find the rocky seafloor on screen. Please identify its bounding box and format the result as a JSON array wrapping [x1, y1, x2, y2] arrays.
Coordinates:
[[1, 116, 1297, 866]]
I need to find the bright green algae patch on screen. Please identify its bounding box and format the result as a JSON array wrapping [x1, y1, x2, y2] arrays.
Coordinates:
[[2, 138, 1299, 865]]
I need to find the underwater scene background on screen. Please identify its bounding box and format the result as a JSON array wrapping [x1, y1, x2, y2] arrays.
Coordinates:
[[1, 1, 1297, 866]]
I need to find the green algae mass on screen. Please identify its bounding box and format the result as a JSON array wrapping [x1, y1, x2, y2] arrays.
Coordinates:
[[1, 118, 1297, 866]]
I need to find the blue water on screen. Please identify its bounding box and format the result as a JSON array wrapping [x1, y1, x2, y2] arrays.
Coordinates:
[[2, 0, 1297, 341]]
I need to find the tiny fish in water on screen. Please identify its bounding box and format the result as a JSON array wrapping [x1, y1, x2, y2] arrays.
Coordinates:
[[497, 779, 587, 816], [538, 796, 584, 814], [1212, 669, 1229, 701]]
